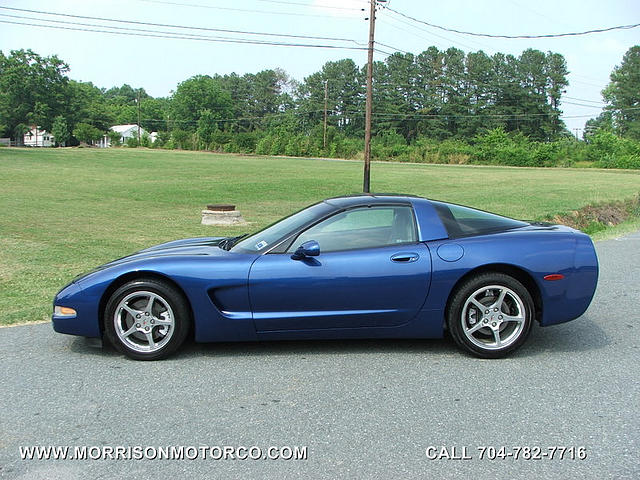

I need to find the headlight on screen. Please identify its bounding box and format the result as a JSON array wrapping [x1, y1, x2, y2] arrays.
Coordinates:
[[54, 306, 77, 317]]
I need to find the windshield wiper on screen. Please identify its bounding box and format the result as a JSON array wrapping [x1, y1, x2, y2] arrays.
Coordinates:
[[218, 233, 249, 251]]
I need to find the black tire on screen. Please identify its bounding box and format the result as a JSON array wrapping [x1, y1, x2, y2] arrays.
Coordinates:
[[104, 278, 191, 360], [447, 272, 534, 358]]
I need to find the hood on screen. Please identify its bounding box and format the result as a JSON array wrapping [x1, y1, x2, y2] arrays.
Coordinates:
[[112, 236, 229, 263], [72, 236, 228, 282], [138, 236, 226, 252]]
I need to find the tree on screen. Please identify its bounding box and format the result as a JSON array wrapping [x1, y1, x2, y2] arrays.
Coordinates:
[[51, 115, 70, 146], [103, 84, 166, 132], [66, 80, 114, 132], [140, 97, 169, 132], [107, 130, 122, 146], [73, 123, 102, 144], [248, 69, 289, 117], [545, 52, 569, 138], [196, 109, 218, 148], [216, 69, 294, 132], [126, 135, 139, 148], [373, 53, 420, 140], [298, 59, 363, 136], [170, 75, 233, 132], [140, 131, 151, 148], [13, 123, 30, 146], [602, 46, 640, 140], [0, 49, 69, 139], [103, 84, 149, 104]]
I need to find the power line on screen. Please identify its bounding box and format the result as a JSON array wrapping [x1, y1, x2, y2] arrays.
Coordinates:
[[378, 18, 452, 52], [136, 0, 359, 19], [369, 111, 562, 119], [562, 101, 605, 108], [116, 108, 639, 125], [137, 110, 330, 126], [79, 106, 640, 127], [0, 13, 303, 44], [375, 41, 411, 55], [217, 0, 367, 12], [379, 9, 496, 53], [0, 6, 365, 44], [385, 5, 640, 39], [5, 10, 598, 109], [564, 96, 605, 104], [0, 18, 367, 50]]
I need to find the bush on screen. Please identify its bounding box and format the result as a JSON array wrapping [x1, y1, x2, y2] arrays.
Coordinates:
[[107, 130, 121, 147], [547, 137, 586, 167], [73, 123, 103, 145], [140, 132, 151, 148], [230, 132, 259, 153], [170, 129, 194, 150], [126, 135, 139, 148], [371, 129, 410, 161], [473, 128, 536, 166], [433, 138, 473, 164], [157, 124, 640, 169], [586, 130, 640, 169], [153, 131, 171, 148], [331, 135, 361, 159]]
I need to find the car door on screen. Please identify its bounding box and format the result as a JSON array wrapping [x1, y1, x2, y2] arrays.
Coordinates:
[[248, 205, 432, 332]]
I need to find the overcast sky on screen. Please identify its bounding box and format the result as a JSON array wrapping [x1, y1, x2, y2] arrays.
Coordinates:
[[1, 0, 638, 134]]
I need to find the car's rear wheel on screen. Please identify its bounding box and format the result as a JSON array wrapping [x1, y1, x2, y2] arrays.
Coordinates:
[[447, 272, 534, 358], [104, 279, 190, 360]]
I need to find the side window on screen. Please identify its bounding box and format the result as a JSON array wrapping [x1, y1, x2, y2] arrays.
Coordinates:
[[433, 201, 527, 237], [287, 206, 417, 253]]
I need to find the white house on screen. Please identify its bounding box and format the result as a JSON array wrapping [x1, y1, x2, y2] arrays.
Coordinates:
[[97, 124, 148, 148], [24, 126, 55, 147]]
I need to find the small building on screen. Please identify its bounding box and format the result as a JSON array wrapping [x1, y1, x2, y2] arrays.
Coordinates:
[[97, 124, 147, 148], [24, 126, 55, 147]]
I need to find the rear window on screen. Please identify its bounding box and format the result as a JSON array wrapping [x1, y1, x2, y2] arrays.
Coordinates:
[[432, 201, 528, 238]]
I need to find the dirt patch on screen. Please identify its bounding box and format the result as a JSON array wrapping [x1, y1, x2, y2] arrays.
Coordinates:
[[549, 195, 640, 234]]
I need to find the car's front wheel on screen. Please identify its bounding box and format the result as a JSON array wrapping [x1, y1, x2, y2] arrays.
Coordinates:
[[447, 272, 534, 358], [104, 279, 190, 360]]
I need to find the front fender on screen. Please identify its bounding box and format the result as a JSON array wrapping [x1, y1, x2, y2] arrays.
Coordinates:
[[52, 253, 260, 342]]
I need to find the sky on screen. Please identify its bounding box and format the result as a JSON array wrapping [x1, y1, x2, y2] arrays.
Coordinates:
[[0, 0, 639, 134]]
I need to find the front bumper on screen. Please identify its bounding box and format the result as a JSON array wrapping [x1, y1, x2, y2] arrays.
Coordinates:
[[52, 282, 102, 338]]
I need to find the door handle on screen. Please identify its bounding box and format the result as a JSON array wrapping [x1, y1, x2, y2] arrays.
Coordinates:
[[390, 253, 419, 263]]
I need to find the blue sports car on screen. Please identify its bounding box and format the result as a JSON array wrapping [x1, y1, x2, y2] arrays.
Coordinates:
[[52, 194, 598, 360]]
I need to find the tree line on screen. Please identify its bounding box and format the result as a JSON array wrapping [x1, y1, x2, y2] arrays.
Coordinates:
[[0, 46, 638, 168]]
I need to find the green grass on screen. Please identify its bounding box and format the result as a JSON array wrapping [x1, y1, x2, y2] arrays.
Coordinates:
[[591, 216, 640, 242], [1, 147, 639, 326]]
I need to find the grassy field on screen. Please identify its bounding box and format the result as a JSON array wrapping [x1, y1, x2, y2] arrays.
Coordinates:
[[1, 147, 639, 326]]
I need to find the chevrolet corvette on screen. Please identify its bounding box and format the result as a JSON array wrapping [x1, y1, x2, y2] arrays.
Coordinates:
[[52, 194, 598, 360]]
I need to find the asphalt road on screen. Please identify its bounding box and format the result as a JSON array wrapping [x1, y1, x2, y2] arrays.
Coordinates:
[[1, 231, 638, 480]]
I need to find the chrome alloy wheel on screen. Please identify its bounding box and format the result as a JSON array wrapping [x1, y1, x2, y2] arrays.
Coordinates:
[[113, 290, 175, 353], [461, 285, 527, 351]]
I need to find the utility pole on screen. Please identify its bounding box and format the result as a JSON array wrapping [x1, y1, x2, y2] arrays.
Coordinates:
[[363, 0, 384, 193], [323, 79, 329, 150], [137, 89, 141, 144]]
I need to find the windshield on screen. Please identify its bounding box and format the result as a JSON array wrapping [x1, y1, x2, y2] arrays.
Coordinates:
[[230, 202, 334, 253]]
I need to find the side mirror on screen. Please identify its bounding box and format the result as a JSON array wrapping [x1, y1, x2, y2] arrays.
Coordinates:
[[292, 240, 320, 260]]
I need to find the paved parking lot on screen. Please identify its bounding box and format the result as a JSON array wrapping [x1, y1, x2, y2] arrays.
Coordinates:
[[1, 232, 638, 479]]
